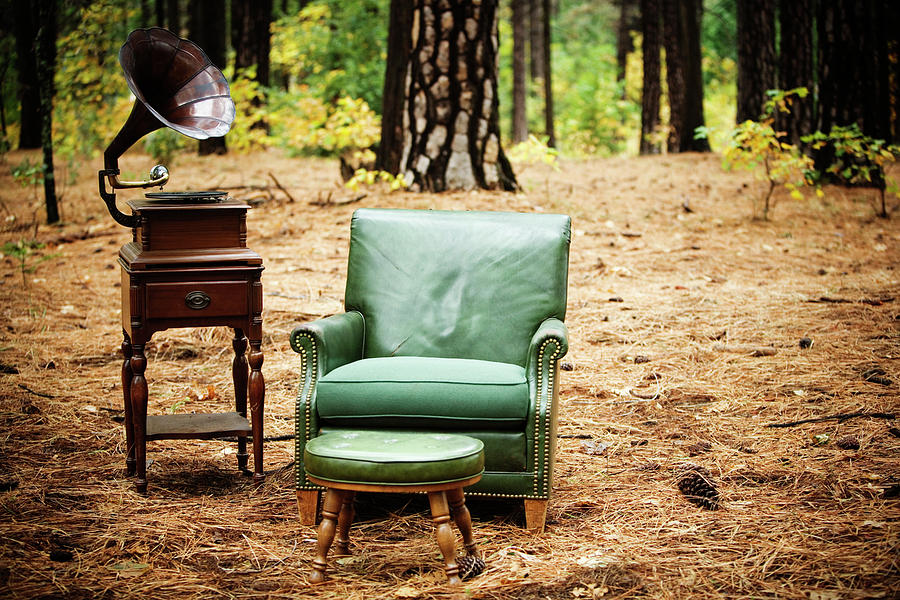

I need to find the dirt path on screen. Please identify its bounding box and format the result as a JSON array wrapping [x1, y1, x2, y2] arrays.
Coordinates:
[[0, 149, 897, 599]]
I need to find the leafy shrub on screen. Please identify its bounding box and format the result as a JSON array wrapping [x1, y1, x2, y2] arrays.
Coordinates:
[[700, 88, 817, 220], [802, 124, 899, 218]]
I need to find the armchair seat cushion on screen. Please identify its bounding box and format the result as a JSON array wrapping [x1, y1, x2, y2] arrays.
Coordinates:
[[316, 357, 528, 430]]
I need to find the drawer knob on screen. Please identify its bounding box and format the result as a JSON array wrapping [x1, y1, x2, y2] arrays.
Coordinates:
[[185, 291, 211, 310]]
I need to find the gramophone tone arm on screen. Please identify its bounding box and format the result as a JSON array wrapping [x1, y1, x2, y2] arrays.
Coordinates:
[[107, 164, 169, 189], [98, 169, 138, 228]]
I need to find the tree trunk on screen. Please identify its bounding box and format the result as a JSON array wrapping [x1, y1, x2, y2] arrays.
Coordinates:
[[661, 0, 683, 153], [529, 0, 545, 83], [615, 0, 635, 99], [815, 0, 898, 179], [376, 0, 414, 174], [232, 0, 272, 86], [36, 0, 58, 224], [396, 0, 517, 192], [681, 0, 709, 151], [155, 0, 165, 27], [13, 2, 40, 149], [166, 0, 180, 34], [777, 0, 814, 146], [511, 0, 528, 143], [639, 0, 661, 154], [190, 0, 228, 155], [736, 0, 776, 122], [541, 0, 555, 147]]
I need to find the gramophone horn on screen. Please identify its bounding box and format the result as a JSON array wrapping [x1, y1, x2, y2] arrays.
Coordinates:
[[99, 27, 236, 226]]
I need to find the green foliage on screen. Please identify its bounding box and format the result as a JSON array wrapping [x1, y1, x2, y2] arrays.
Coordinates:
[[802, 124, 899, 217], [12, 159, 44, 189], [506, 135, 559, 169], [345, 167, 409, 192], [270, 1, 388, 113], [53, 1, 136, 160], [225, 67, 273, 153], [702, 88, 816, 220], [143, 128, 186, 166], [1, 240, 57, 287], [273, 95, 381, 156]]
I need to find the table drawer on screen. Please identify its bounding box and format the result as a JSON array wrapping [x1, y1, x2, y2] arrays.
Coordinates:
[[146, 281, 249, 319]]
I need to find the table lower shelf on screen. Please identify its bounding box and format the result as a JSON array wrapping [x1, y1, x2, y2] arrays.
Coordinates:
[[146, 411, 252, 441]]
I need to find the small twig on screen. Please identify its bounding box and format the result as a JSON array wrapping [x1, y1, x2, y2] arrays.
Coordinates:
[[713, 343, 776, 356], [17, 383, 54, 398], [268, 172, 296, 203], [765, 411, 895, 428]]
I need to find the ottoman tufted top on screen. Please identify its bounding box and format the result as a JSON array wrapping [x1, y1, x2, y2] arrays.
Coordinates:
[[304, 431, 484, 486]]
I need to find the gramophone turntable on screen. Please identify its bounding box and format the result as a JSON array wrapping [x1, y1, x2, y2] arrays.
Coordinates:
[[100, 28, 264, 493]]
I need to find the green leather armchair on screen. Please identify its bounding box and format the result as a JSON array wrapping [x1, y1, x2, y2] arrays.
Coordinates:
[[290, 208, 570, 530]]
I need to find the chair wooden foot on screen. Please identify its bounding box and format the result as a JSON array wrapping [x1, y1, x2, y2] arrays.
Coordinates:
[[524, 499, 548, 532], [297, 489, 320, 526], [428, 491, 461, 586], [310, 488, 345, 584]]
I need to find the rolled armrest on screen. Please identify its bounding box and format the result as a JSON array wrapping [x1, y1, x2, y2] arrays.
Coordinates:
[[526, 318, 568, 380], [289, 311, 365, 376], [524, 318, 568, 498], [291, 311, 365, 490]]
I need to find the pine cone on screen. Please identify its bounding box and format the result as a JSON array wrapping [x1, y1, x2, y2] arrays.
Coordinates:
[[457, 555, 485, 580], [677, 468, 719, 510], [835, 435, 860, 450]]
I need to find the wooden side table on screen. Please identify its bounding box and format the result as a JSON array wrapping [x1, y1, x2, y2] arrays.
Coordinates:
[[118, 195, 264, 493]]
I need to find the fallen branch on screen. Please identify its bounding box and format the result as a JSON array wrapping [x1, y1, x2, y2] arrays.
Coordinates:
[[268, 172, 296, 203], [765, 411, 896, 428], [806, 296, 893, 306]]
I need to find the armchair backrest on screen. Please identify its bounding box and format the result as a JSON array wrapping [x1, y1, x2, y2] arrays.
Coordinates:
[[345, 208, 571, 366]]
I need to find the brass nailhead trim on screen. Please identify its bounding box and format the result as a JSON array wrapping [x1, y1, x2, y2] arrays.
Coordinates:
[[294, 331, 318, 489]]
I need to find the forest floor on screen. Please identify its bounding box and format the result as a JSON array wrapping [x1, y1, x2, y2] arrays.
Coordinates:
[[0, 148, 898, 600]]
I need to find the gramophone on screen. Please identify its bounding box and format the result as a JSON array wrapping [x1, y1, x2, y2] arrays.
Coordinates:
[[102, 28, 265, 493], [98, 27, 235, 227]]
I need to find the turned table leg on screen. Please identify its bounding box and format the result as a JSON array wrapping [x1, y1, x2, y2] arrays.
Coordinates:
[[232, 329, 249, 473], [310, 488, 345, 584], [447, 487, 479, 558], [428, 491, 461, 585], [121, 332, 136, 477], [129, 343, 149, 493], [248, 340, 265, 483]]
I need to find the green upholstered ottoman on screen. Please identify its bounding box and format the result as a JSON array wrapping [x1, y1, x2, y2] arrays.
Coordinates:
[[304, 431, 485, 586]]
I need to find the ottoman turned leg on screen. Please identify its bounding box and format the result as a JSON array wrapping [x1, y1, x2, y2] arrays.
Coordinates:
[[334, 492, 355, 556], [310, 487, 346, 584], [447, 487, 479, 558], [428, 491, 462, 586]]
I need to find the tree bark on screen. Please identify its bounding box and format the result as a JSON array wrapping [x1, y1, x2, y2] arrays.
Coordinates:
[[13, 2, 40, 149], [190, 0, 228, 155], [395, 0, 517, 192], [166, 0, 180, 34], [541, 0, 555, 147], [661, 0, 684, 153], [615, 0, 635, 99], [815, 0, 899, 179], [232, 0, 272, 86], [777, 0, 813, 146], [36, 0, 58, 224], [529, 0, 544, 83], [736, 0, 776, 122], [512, 0, 528, 143], [376, 0, 414, 174], [639, 0, 661, 154], [681, 0, 709, 151]]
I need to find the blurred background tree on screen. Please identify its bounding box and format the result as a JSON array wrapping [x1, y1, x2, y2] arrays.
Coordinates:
[[0, 0, 897, 201]]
